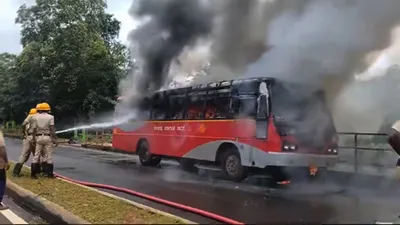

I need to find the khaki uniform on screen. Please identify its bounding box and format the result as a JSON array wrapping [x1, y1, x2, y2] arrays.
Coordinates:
[[32, 113, 55, 164], [19, 115, 36, 163]]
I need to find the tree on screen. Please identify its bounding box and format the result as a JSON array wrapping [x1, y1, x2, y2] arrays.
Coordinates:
[[0, 53, 18, 121], [12, 0, 128, 124]]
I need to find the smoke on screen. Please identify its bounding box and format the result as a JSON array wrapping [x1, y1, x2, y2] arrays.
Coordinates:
[[247, 0, 399, 91], [205, 0, 313, 82], [334, 63, 400, 134], [334, 29, 400, 133], [123, 0, 214, 103]]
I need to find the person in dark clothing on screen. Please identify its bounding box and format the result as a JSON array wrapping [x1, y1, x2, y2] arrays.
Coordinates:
[[388, 120, 400, 178], [0, 128, 10, 210]]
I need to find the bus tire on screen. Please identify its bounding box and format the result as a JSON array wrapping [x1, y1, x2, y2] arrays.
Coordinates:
[[220, 149, 248, 182], [138, 141, 161, 167]]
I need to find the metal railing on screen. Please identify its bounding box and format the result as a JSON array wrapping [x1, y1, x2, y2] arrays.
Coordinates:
[[337, 132, 391, 173]]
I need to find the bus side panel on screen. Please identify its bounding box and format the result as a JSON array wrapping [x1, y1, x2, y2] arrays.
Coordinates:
[[112, 119, 283, 157], [113, 120, 240, 157], [139, 120, 236, 157], [112, 133, 139, 152]]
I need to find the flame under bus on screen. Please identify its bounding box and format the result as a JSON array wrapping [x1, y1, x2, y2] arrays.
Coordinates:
[[113, 77, 338, 182]]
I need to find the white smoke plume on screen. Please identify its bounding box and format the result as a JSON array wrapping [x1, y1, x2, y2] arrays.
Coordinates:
[[206, 0, 400, 136]]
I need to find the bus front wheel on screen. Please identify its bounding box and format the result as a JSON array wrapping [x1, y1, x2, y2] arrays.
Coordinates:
[[220, 149, 248, 182], [138, 141, 161, 167]]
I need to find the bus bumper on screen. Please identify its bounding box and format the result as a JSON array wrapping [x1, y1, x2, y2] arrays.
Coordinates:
[[255, 152, 338, 168]]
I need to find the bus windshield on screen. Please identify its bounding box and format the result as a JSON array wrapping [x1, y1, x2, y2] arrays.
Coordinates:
[[270, 81, 337, 148]]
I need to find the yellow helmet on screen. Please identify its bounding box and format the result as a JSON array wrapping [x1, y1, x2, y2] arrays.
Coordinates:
[[28, 108, 37, 115], [36, 102, 51, 111], [36, 103, 42, 110]]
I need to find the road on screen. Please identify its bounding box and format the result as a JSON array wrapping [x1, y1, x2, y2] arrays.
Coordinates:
[[0, 195, 45, 224], [6, 138, 400, 224]]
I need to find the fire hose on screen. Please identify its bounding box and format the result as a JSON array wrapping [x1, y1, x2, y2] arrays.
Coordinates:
[[54, 173, 244, 225]]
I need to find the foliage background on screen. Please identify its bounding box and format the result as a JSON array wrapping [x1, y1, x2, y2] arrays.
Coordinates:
[[0, 0, 132, 128]]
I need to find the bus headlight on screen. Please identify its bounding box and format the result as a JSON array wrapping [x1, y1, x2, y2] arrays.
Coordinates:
[[283, 144, 296, 151], [327, 148, 337, 154]]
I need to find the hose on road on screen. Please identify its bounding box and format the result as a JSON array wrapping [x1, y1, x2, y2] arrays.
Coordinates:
[[54, 173, 244, 225]]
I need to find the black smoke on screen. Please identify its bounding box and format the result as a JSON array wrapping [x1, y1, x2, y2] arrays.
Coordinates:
[[128, 0, 213, 95]]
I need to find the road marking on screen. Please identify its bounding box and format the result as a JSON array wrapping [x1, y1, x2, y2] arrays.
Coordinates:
[[1, 209, 27, 224]]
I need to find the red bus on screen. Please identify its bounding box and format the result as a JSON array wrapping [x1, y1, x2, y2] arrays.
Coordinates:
[[112, 77, 338, 182]]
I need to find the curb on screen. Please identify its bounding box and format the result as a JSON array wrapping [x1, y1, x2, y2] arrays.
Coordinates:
[[81, 143, 113, 151], [3, 134, 22, 139], [6, 179, 90, 224]]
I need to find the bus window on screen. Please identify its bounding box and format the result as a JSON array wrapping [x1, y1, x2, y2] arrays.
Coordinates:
[[151, 106, 166, 120], [232, 96, 257, 118], [233, 79, 260, 94], [150, 94, 168, 120], [186, 95, 205, 119], [205, 95, 231, 119], [169, 96, 186, 120]]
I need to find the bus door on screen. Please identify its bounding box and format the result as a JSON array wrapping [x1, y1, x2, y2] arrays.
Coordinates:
[[256, 82, 269, 139]]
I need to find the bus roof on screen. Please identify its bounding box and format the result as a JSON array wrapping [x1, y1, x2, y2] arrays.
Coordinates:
[[157, 77, 276, 96], [116, 77, 276, 103]]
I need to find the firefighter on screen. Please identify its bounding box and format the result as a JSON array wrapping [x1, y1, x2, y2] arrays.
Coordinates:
[[12, 108, 37, 177], [31, 102, 57, 179], [387, 120, 400, 178]]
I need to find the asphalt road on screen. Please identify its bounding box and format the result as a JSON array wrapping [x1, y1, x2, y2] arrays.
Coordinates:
[[1, 195, 45, 224], [6, 138, 400, 224]]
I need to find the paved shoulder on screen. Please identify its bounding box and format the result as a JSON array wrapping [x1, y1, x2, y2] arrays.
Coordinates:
[[0, 209, 27, 224], [0, 211, 11, 224]]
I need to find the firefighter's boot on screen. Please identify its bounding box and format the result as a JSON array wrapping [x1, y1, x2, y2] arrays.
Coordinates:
[[12, 163, 23, 177], [45, 163, 55, 178], [41, 162, 48, 176], [38, 162, 44, 174], [30, 163, 38, 179]]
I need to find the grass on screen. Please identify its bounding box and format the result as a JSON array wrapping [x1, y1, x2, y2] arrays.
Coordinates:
[[7, 162, 185, 224]]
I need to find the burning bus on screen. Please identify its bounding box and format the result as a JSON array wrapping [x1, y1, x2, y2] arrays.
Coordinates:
[[112, 77, 338, 182]]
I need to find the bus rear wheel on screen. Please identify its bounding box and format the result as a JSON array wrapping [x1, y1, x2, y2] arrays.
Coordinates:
[[138, 141, 161, 167], [221, 149, 248, 182]]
